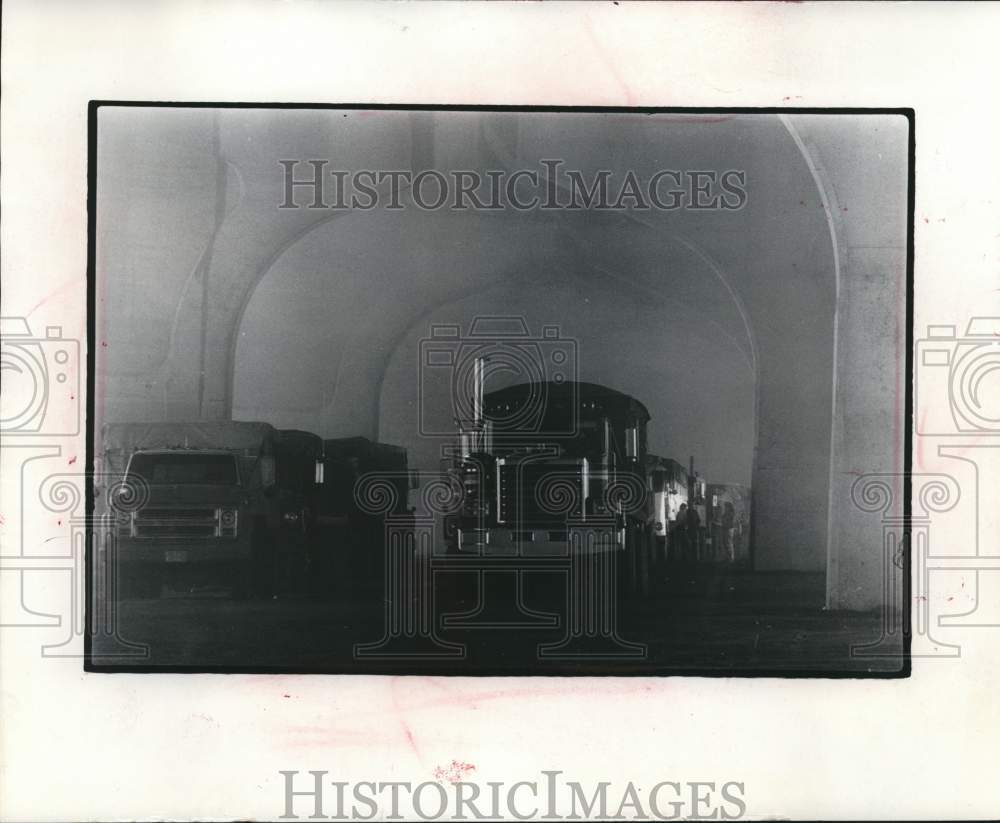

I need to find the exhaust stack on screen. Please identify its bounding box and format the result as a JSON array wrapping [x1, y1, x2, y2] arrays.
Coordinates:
[[459, 356, 492, 456], [473, 356, 484, 428]]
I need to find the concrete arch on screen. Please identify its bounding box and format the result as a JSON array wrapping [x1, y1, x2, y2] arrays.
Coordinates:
[[779, 114, 846, 606], [374, 246, 758, 491], [96, 108, 909, 606], [229, 113, 838, 573], [161, 108, 420, 420], [107, 110, 836, 575]]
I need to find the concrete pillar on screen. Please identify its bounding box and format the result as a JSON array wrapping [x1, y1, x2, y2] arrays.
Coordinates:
[[784, 114, 910, 609]]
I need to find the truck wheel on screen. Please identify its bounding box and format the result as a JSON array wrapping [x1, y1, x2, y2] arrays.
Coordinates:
[[250, 525, 276, 599], [618, 541, 637, 601], [232, 563, 254, 600], [618, 524, 650, 602], [121, 568, 158, 600], [637, 527, 651, 599]]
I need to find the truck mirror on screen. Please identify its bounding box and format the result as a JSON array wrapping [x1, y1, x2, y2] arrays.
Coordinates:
[[625, 426, 638, 460], [314, 458, 325, 485], [260, 455, 276, 488]]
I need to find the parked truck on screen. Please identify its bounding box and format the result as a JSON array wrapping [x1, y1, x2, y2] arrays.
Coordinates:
[[645, 454, 690, 565], [309, 436, 415, 597], [443, 359, 656, 598], [98, 421, 323, 599]]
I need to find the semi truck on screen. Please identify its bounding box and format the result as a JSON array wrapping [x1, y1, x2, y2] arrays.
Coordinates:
[[443, 359, 657, 597]]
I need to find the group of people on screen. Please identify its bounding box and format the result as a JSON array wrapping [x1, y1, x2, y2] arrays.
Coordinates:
[[668, 501, 740, 566]]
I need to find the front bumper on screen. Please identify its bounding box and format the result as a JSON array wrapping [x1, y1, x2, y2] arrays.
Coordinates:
[[113, 535, 253, 566], [456, 525, 624, 556]]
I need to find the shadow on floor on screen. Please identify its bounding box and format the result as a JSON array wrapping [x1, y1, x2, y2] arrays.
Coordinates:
[[88, 567, 906, 676]]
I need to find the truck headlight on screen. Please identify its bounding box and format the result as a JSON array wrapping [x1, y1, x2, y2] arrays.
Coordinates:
[[282, 510, 300, 524], [217, 507, 238, 536]]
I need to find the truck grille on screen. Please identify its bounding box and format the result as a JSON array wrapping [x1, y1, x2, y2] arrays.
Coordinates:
[[497, 461, 587, 525], [132, 507, 222, 539]]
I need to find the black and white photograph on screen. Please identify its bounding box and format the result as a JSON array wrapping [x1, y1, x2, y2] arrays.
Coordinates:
[[4, 3, 1000, 821], [87, 105, 911, 675]]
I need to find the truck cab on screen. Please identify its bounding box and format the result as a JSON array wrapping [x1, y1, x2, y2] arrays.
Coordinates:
[[100, 421, 323, 599]]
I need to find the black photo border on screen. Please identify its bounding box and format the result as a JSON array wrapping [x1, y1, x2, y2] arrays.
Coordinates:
[[84, 102, 915, 678]]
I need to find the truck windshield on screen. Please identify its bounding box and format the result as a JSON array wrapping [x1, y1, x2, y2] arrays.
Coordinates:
[[127, 453, 239, 485]]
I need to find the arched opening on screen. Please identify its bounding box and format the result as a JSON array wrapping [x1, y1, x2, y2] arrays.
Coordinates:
[[225, 113, 839, 580], [377, 265, 756, 492], [232, 206, 759, 573]]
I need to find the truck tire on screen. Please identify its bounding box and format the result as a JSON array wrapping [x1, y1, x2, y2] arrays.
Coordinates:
[[618, 538, 637, 602], [636, 526, 651, 599], [618, 523, 650, 602], [256, 526, 277, 599], [120, 567, 158, 600], [232, 562, 254, 601], [234, 522, 275, 600]]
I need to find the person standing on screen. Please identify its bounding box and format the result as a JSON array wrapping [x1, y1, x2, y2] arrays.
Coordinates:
[[671, 503, 689, 570], [685, 502, 701, 565], [722, 501, 736, 563], [710, 500, 723, 562]]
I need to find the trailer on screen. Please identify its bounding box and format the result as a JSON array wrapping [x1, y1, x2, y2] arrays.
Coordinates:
[[309, 436, 415, 596]]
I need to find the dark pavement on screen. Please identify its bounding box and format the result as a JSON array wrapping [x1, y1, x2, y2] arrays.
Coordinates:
[[89, 563, 905, 676]]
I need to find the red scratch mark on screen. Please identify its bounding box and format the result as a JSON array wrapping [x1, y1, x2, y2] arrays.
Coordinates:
[[101, 341, 108, 348], [782, 95, 803, 102], [391, 676, 423, 763], [68, 456, 77, 465], [434, 760, 477, 785], [282, 680, 670, 753], [26, 278, 78, 316]]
